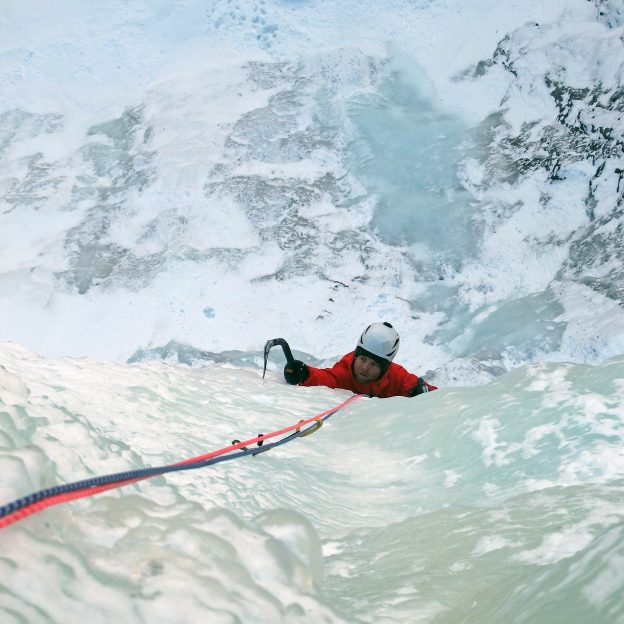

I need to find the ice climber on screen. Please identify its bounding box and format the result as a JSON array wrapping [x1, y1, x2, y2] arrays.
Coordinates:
[[283, 322, 437, 398]]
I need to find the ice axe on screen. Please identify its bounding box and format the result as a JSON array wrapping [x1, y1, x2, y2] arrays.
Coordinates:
[[263, 338, 295, 378]]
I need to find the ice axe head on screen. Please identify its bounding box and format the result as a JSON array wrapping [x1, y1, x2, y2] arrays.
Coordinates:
[[263, 338, 295, 378]]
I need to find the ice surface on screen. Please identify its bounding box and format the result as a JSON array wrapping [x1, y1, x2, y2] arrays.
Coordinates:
[[2, 0, 624, 621], [2, 343, 624, 622]]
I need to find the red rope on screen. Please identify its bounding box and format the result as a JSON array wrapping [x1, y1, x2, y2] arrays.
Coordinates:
[[0, 394, 362, 528]]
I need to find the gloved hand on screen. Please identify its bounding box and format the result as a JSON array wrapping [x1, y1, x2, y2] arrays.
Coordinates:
[[284, 360, 309, 385], [408, 377, 429, 397]]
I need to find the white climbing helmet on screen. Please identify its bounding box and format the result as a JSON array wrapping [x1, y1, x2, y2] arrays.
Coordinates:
[[356, 322, 400, 363]]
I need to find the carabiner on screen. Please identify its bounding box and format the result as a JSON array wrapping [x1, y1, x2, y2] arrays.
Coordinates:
[[298, 417, 323, 437]]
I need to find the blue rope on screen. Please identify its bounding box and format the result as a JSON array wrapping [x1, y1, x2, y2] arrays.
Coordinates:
[[1, 409, 338, 520]]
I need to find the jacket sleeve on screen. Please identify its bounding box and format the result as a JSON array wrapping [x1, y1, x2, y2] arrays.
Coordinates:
[[405, 375, 438, 396], [398, 368, 420, 396], [389, 363, 437, 397], [300, 356, 353, 390]]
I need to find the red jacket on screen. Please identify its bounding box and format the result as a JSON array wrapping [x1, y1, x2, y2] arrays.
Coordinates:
[[300, 351, 437, 398]]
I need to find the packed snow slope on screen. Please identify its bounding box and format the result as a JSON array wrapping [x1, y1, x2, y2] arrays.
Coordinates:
[[1, 0, 623, 381]]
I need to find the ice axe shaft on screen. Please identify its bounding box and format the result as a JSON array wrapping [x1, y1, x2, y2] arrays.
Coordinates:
[[263, 338, 295, 378]]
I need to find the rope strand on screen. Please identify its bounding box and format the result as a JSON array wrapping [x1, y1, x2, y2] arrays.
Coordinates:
[[0, 394, 362, 529]]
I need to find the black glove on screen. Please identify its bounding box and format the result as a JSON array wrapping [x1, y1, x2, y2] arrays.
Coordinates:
[[284, 360, 309, 385], [408, 377, 429, 397]]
